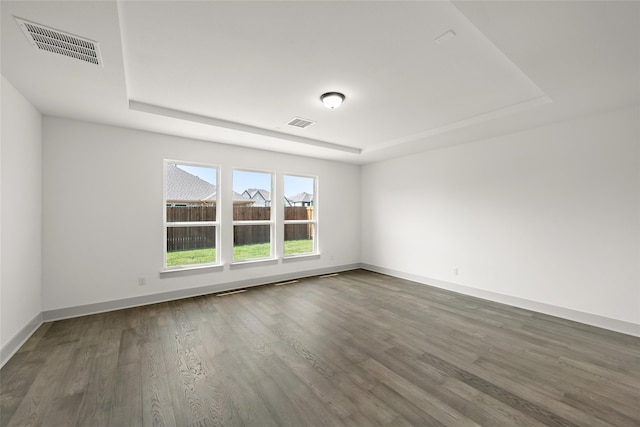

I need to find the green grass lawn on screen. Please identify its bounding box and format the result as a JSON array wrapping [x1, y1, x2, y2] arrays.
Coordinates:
[[167, 239, 314, 266], [283, 239, 314, 256], [166, 247, 216, 266], [233, 242, 271, 260]]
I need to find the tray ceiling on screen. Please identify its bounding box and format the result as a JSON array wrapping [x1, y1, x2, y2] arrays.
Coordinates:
[[1, 1, 638, 163]]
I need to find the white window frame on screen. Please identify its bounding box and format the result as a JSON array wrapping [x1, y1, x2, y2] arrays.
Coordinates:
[[163, 160, 221, 271], [283, 174, 318, 258], [232, 168, 275, 263]]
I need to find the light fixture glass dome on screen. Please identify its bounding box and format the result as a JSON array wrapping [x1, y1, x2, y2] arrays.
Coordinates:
[[320, 92, 345, 109]]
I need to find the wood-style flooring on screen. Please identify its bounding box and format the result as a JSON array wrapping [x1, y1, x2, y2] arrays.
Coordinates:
[[1, 269, 639, 426]]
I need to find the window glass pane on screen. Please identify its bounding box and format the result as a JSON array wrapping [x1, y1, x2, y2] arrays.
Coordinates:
[[284, 175, 316, 257], [233, 206, 271, 221], [166, 163, 217, 222], [233, 224, 271, 260], [284, 206, 312, 221], [166, 226, 216, 266], [233, 170, 272, 219], [284, 224, 314, 256], [167, 205, 216, 222], [284, 175, 314, 219], [164, 161, 218, 269]]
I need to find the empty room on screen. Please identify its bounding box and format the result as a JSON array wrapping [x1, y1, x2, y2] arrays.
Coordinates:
[[1, 1, 638, 426]]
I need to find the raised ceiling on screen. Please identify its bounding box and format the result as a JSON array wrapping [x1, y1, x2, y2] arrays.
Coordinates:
[[2, 1, 638, 164]]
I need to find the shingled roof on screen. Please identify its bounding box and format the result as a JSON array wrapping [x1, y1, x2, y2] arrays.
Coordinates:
[[243, 188, 271, 201], [287, 192, 314, 204], [167, 164, 249, 204], [166, 164, 216, 203]]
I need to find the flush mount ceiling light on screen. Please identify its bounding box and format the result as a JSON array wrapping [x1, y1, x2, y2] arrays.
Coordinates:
[[320, 92, 345, 109]]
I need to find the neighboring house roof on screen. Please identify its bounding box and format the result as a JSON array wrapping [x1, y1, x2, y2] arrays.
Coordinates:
[[287, 192, 314, 204], [166, 163, 216, 202], [243, 188, 271, 202], [167, 164, 253, 204], [167, 165, 277, 205], [233, 191, 252, 203]]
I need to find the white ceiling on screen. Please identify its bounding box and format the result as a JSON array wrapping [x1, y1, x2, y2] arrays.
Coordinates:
[[2, 1, 639, 164]]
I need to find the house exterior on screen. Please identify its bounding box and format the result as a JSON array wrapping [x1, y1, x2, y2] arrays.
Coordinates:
[[241, 188, 271, 207], [286, 192, 314, 207], [166, 163, 250, 206], [166, 163, 216, 206]]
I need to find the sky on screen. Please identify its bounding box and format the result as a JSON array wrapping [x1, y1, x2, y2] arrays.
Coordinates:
[[176, 165, 314, 197], [177, 164, 217, 185]]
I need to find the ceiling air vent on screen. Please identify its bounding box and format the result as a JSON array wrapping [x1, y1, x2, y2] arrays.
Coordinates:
[[16, 17, 103, 66], [287, 117, 316, 129]]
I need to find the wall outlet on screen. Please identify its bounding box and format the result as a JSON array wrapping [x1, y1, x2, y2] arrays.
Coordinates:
[[138, 276, 146, 286], [453, 268, 459, 276]]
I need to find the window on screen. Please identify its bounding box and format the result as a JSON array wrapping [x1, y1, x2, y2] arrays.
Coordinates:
[[233, 169, 274, 262], [284, 175, 317, 257], [164, 162, 219, 269]]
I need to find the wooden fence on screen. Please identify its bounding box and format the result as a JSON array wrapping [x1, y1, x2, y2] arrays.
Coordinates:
[[167, 226, 216, 251], [284, 206, 315, 245], [166, 206, 313, 251], [167, 206, 215, 222]]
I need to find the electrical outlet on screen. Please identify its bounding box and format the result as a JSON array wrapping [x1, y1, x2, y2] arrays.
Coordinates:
[[453, 268, 459, 276], [138, 276, 146, 286]]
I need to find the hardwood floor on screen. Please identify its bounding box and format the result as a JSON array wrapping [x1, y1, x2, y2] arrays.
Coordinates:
[[1, 269, 639, 426]]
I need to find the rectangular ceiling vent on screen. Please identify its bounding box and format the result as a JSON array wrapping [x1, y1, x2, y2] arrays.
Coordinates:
[[287, 117, 316, 129], [15, 17, 103, 66]]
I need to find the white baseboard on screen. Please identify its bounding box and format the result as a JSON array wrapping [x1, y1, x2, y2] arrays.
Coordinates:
[[42, 264, 360, 322], [1, 312, 43, 368], [360, 263, 640, 337], [2, 265, 357, 368], [5, 262, 635, 370]]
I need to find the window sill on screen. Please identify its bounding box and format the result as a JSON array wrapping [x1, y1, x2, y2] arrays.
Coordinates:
[[283, 253, 320, 262], [230, 258, 278, 269], [161, 263, 224, 275]]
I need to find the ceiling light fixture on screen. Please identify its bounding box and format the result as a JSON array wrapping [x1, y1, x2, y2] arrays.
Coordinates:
[[320, 92, 345, 109]]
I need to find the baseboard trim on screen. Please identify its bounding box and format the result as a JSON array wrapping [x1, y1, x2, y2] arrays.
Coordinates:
[[360, 263, 640, 337], [42, 264, 360, 322], [15, 262, 636, 369], [1, 312, 43, 368]]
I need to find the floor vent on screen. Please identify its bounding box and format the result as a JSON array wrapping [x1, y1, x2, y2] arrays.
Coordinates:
[[319, 273, 339, 278], [287, 117, 315, 129], [274, 280, 299, 286], [16, 17, 103, 66], [216, 289, 247, 297]]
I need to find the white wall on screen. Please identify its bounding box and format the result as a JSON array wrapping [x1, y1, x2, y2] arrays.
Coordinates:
[[8, 90, 637, 343], [361, 106, 639, 332], [42, 117, 360, 313], [1, 75, 43, 353]]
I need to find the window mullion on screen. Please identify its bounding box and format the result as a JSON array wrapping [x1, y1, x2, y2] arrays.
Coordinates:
[[166, 221, 219, 227], [232, 220, 273, 226]]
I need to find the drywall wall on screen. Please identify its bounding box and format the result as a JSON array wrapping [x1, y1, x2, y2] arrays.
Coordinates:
[[1, 75, 43, 357], [361, 106, 639, 332], [41, 117, 360, 313]]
